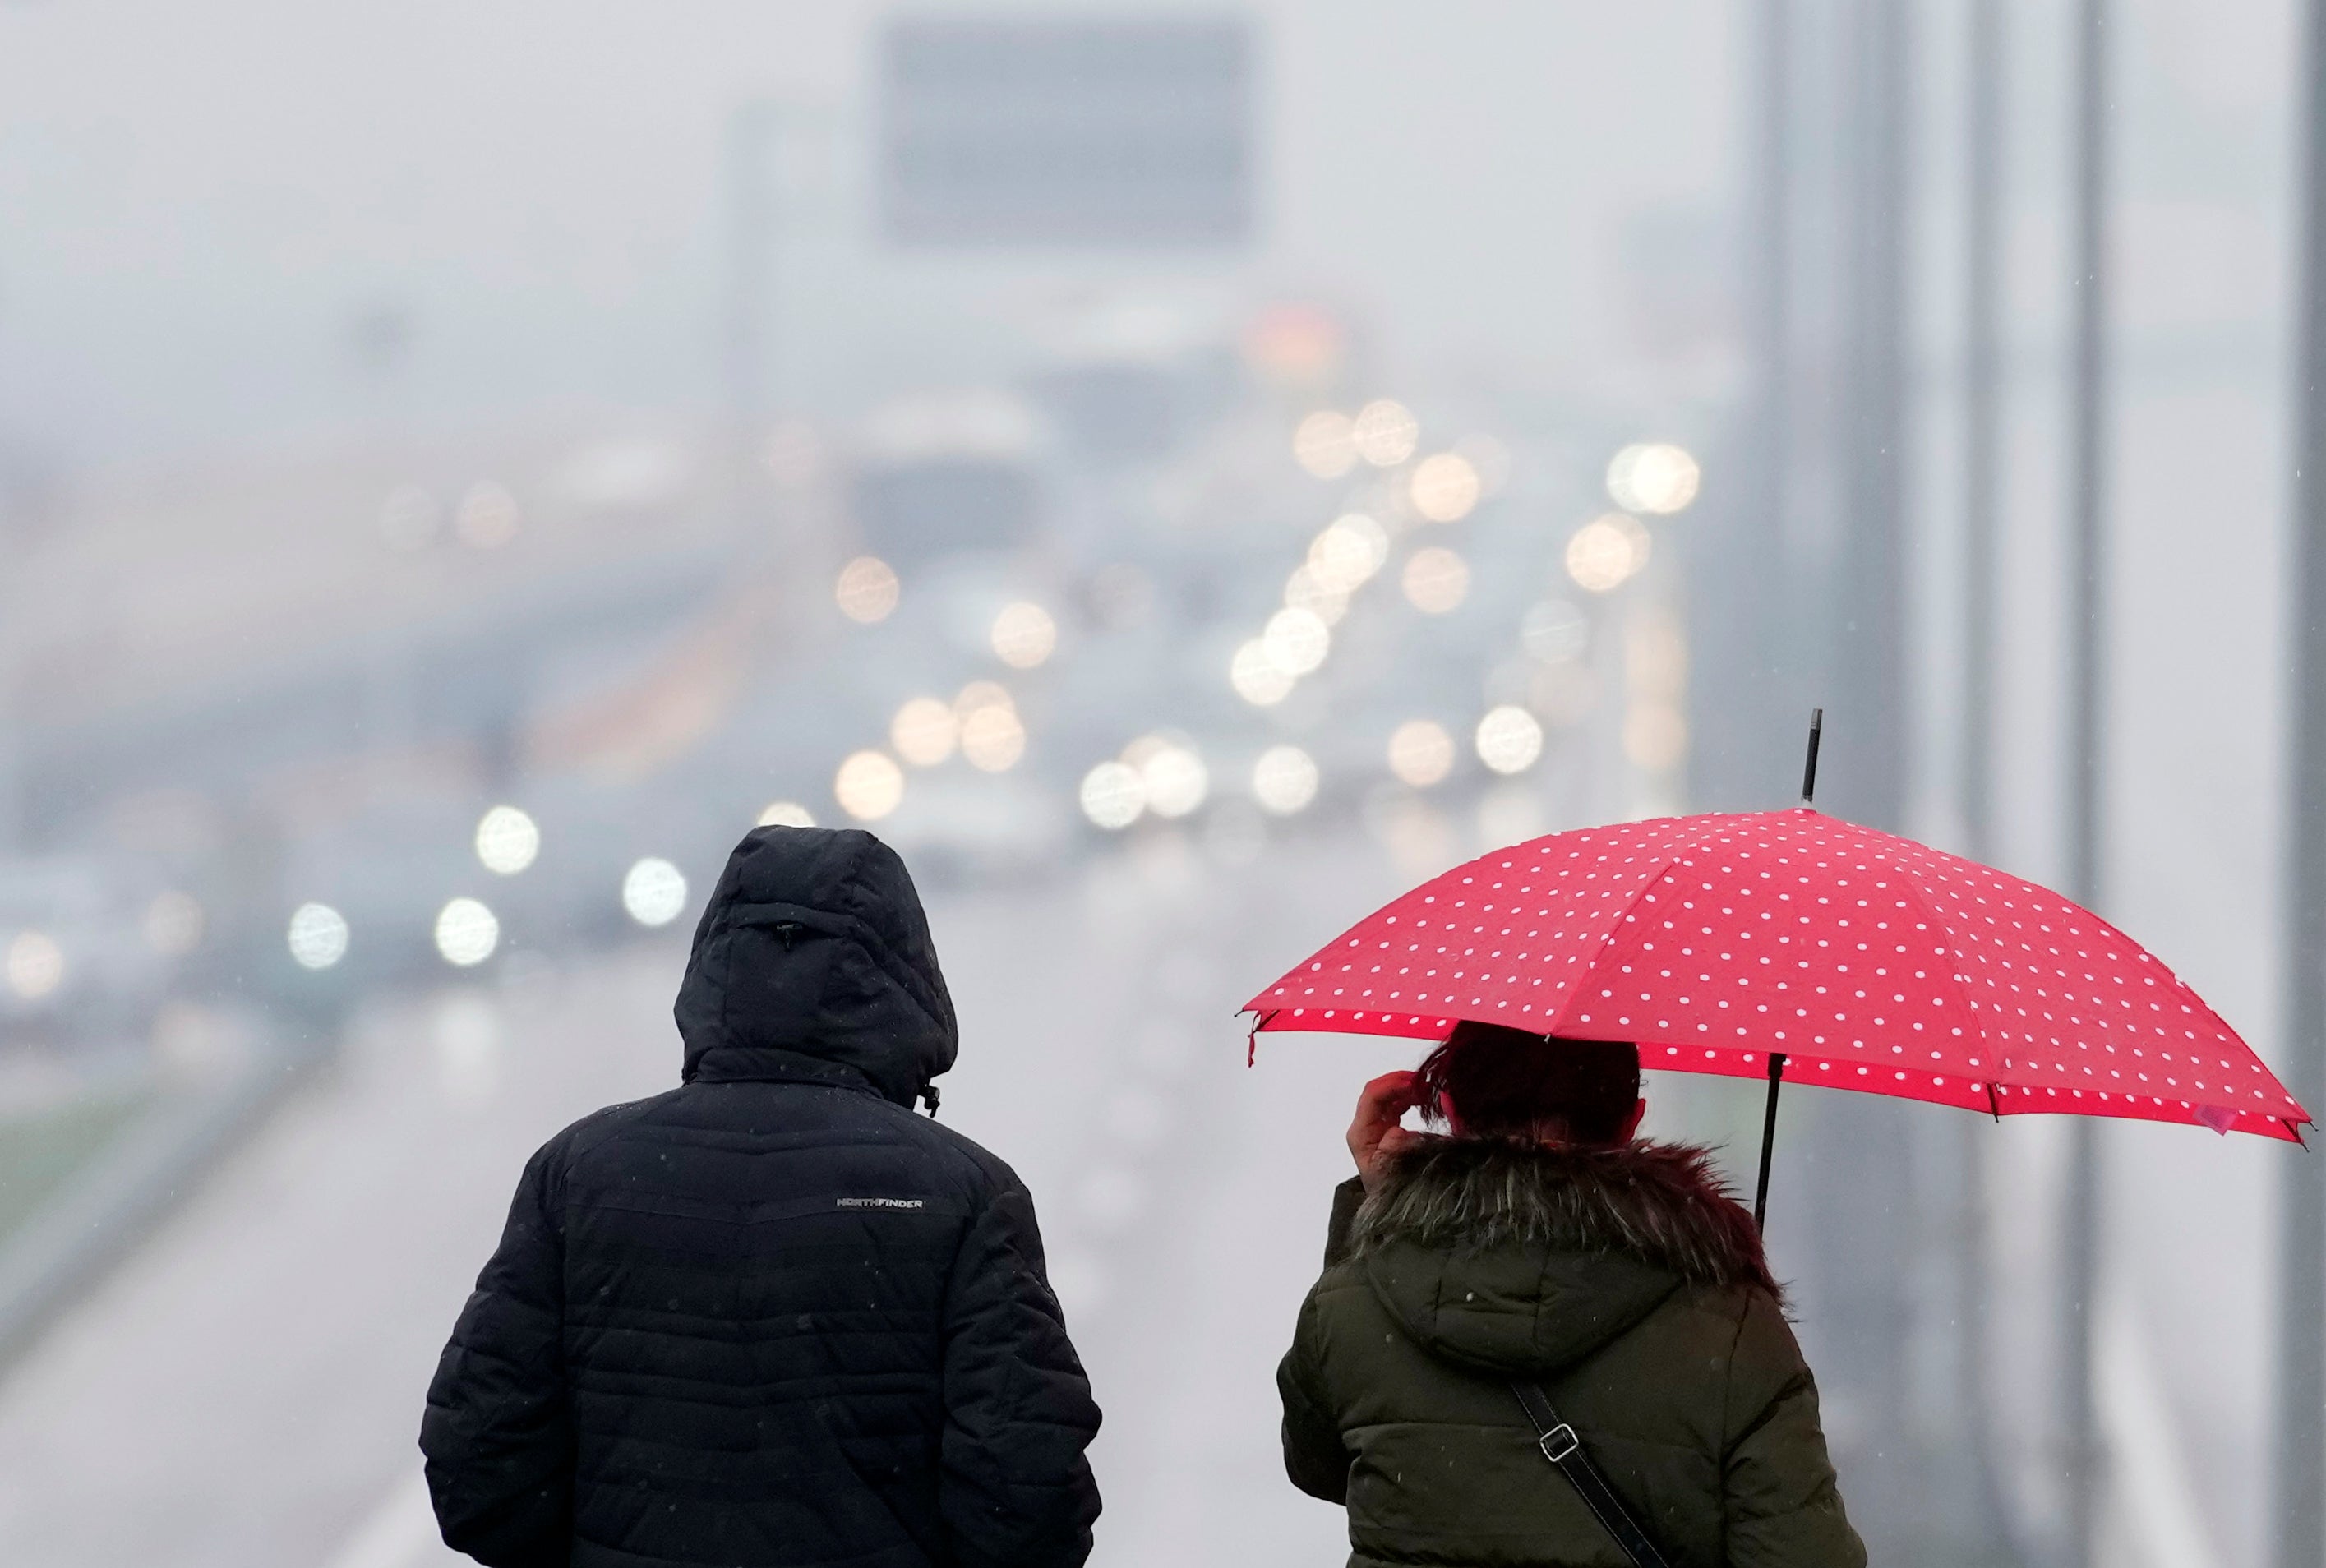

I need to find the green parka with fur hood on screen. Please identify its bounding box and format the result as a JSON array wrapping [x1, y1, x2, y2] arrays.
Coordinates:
[[1278, 1137, 1864, 1568]]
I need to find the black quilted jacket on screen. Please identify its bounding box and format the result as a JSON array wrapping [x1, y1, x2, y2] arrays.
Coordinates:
[[420, 826, 1103, 1568]]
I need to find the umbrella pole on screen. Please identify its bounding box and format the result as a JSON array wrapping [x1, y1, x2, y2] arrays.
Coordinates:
[[1753, 1051, 1787, 1231]]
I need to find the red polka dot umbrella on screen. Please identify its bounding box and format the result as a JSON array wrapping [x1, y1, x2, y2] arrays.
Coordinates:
[[1243, 808, 2310, 1217]]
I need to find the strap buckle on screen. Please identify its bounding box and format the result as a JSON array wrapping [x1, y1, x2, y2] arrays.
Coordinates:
[[1539, 1423, 1581, 1463]]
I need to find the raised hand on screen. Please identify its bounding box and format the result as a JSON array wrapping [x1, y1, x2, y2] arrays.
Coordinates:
[[1346, 1070, 1434, 1194]]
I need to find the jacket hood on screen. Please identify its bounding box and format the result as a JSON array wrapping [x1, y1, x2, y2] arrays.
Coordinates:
[[1354, 1137, 1776, 1379], [674, 826, 957, 1106]]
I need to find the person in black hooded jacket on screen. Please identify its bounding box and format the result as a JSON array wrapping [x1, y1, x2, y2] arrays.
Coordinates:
[[420, 825, 1102, 1568]]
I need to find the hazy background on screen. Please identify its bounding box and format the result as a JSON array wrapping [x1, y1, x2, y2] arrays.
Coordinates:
[[0, 2, 2304, 1565]]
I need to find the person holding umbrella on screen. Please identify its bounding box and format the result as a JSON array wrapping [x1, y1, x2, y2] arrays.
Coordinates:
[[1276, 1019, 1865, 1567], [1256, 726, 2307, 1563], [1256, 783, 2310, 1562]]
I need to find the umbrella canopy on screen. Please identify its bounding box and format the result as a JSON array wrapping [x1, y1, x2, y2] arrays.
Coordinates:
[[1244, 808, 2310, 1141]]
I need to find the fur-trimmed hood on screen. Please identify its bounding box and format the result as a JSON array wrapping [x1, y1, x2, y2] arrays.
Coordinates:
[[1351, 1137, 1777, 1379], [1355, 1137, 1777, 1291]]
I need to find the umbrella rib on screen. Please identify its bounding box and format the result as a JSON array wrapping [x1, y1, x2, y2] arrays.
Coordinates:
[[1908, 853, 2305, 1128], [1548, 817, 1722, 1042], [1871, 846, 1998, 1110]]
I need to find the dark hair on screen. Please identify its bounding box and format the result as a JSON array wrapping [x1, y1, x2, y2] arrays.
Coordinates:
[[1415, 1022, 1641, 1145]]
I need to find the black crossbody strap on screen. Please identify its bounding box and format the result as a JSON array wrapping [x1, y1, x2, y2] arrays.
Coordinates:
[[1511, 1381, 1675, 1568]]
